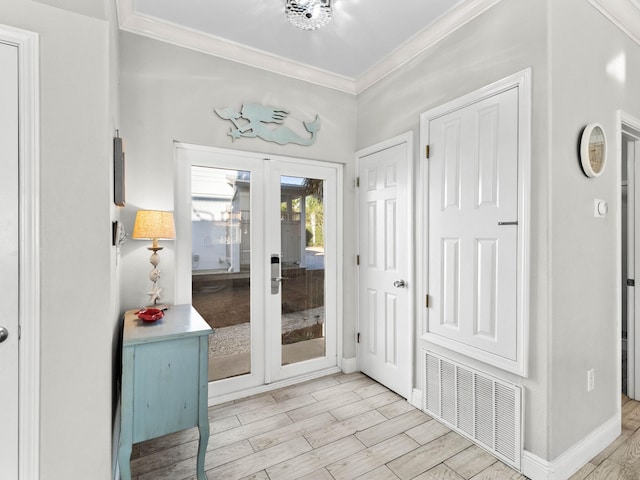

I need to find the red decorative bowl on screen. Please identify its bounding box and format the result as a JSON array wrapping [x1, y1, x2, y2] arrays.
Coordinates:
[[136, 308, 164, 322]]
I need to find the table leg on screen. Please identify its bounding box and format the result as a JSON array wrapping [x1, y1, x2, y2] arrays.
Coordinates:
[[120, 348, 135, 480], [118, 440, 132, 480], [197, 335, 210, 480], [196, 421, 209, 480]]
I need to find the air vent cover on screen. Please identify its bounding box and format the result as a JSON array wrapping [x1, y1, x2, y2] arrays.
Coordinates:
[[423, 350, 522, 469]]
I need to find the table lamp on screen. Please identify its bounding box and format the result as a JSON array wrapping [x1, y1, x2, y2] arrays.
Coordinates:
[[132, 210, 176, 305]]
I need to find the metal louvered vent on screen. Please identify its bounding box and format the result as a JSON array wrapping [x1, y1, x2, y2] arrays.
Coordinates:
[[423, 350, 522, 470]]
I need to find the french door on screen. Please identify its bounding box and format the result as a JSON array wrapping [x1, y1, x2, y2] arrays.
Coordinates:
[[176, 145, 340, 397]]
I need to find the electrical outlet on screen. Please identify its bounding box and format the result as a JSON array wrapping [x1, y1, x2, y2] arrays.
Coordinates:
[[587, 369, 595, 392]]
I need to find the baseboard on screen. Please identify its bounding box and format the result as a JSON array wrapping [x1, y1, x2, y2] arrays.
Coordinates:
[[410, 388, 422, 409], [341, 357, 358, 374], [208, 366, 341, 405], [522, 450, 552, 480], [522, 414, 620, 479]]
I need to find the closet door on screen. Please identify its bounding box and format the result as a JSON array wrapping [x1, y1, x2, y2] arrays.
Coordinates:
[[425, 86, 520, 365]]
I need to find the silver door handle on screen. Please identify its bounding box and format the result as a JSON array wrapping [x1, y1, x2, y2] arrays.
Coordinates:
[[393, 280, 407, 288], [272, 277, 289, 282], [0, 326, 8, 343]]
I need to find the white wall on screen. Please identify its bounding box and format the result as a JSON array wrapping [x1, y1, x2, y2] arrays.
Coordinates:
[[357, 0, 640, 465], [34, 0, 107, 20], [22, 0, 633, 474], [0, 1, 117, 479], [117, 33, 358, 357], [548, 0, 640, 458], [357, 0, 551, 459]]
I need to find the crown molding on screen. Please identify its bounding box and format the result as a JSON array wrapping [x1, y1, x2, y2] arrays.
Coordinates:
[[116, 0, 356, 94], [355, 0, 502, 92], [116, 0, 501, 95], [589, 0, 640, 47]]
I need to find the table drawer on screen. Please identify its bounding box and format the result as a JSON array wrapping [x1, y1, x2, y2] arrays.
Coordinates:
[[131, 336, 201, 442]]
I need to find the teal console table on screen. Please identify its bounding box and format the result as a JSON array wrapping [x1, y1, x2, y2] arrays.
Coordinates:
[[118, 304, 212, 479]]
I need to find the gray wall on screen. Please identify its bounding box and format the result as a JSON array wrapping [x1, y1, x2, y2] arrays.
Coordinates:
[[119, 0, 633, 464], [358, 0, 640, 462], [357, 0, 551, 458], [548, 0, 640, 458], [13, 0, 631, 474], [0, 1, 118, 478], [117, 32, 358, 356]]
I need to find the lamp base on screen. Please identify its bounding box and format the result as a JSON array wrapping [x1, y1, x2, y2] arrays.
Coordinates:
[[147, 281, 162, 305]]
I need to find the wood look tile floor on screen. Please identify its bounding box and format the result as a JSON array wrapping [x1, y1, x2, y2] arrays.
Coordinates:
[[569, 393, 640, 480], [128, 373, 639, 480], [129, 373, 524, 480]]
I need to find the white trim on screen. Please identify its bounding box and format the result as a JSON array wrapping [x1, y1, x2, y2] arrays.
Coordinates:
[[115, 0, 500, 95], [355, 131, 415, 400], [0, 23, 41, 480], [419, 68, 531, 377], [355, 0, 502, 93], [618, 110, 640, 401], [116, 0, 355, 94], [589, 0, 640, 48], [410, 388, 422, 410], [341, 357, 358, 374], [336, 173, 345, 376], [208, 367, 341, 406], [521, 415, 620, 480]]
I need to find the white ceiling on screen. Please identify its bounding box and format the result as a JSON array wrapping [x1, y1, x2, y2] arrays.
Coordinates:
[[115, 0, 640, 93], [130, 0, 465, 79], [116, 0, 501, 93]]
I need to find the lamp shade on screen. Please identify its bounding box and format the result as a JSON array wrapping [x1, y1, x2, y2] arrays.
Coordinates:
[[132, 210, 176, 241]]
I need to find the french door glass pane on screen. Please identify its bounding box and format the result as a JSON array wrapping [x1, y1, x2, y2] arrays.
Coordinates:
[[280, 176, 326, 365], [191, 166, 251, 382]]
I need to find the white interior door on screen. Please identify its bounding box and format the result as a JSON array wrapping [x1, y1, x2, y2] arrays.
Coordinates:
[[426, 86, 519, 363], [0, 40, 20, 478], [357, 134, 413, 399]]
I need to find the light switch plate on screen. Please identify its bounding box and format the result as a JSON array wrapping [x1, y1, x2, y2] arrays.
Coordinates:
[[594, 199, 608, 217]]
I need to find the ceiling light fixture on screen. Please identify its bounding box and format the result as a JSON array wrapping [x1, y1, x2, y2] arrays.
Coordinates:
[[286, 0, 332, 31]]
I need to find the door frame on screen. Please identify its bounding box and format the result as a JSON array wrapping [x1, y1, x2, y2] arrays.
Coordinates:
[[355, 131, 415, 401], [0, 23, 41, 479], [618, 110, 640, 400], [174, 143, 343, 403]]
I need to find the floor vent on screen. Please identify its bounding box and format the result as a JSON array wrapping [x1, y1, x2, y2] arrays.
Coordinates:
[[423, 350, 522, 470]]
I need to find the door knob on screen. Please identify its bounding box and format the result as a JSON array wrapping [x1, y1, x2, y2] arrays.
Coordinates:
[[0, 326, 8, 343], [393, 280, 407, 288]]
